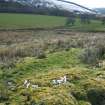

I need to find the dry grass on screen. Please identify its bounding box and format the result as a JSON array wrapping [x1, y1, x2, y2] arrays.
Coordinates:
[[0, 30, 105, 63]]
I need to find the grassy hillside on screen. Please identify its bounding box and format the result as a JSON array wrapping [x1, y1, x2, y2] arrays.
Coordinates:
[[0, 13, 66, 29], [69, 19, 105, 32], [0, 13, 105, 32]]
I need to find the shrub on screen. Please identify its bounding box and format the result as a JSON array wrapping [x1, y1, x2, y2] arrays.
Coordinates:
[[0, 47, 27, 62], [34, 48, 46, 59], [80, 43, 105, 65], [0, 85, 9, 103], [96, 43, 105, 59], [71, 90, 87, 101], [87, 88, 105, 105], [80, 47, 100, 64], [0, 46, 47, 62], [30, 100, 37, 105]]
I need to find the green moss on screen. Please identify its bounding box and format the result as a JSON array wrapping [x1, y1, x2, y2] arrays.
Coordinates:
[[78, 101, 91, 105], [12, 48, 82, 77], [1, 48, 105, 105]]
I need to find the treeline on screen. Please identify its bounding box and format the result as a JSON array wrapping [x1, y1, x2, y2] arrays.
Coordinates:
[[0, 1, 71, 17]]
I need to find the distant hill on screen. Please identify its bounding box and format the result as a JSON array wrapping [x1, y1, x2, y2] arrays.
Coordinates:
[[0, 1, 38, 13], [0, 0, 96, 15], [94, 8, 105, 14], [0, 0, 72, 16]]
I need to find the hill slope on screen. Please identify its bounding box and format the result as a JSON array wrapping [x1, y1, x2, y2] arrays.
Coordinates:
[[94, 8, 105, 14], [0, 13, 66, 29], [0, 1, 37, 13], [0, 0, 96, 14], [0, 13, 105, 32]]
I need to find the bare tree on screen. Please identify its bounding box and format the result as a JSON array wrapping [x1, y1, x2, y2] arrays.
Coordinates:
[[66, 13, 76, 26], [80, 13, 91, 24]]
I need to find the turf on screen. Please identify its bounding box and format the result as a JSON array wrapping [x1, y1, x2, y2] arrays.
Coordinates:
[[0, 13, 66, 29], [0, 13, 105, 32], [65, 19, 105, 32]]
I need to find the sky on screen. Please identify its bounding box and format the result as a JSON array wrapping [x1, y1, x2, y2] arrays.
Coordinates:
[[66, 0, 105, 8]]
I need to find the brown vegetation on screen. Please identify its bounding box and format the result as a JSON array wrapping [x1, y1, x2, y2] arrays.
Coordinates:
[[0, 30, 105, 65]]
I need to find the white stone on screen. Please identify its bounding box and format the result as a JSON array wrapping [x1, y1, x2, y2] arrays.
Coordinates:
[[26, 82, 30, 88], [52, 75, 67, 85], [31, 84, 39, 89]]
